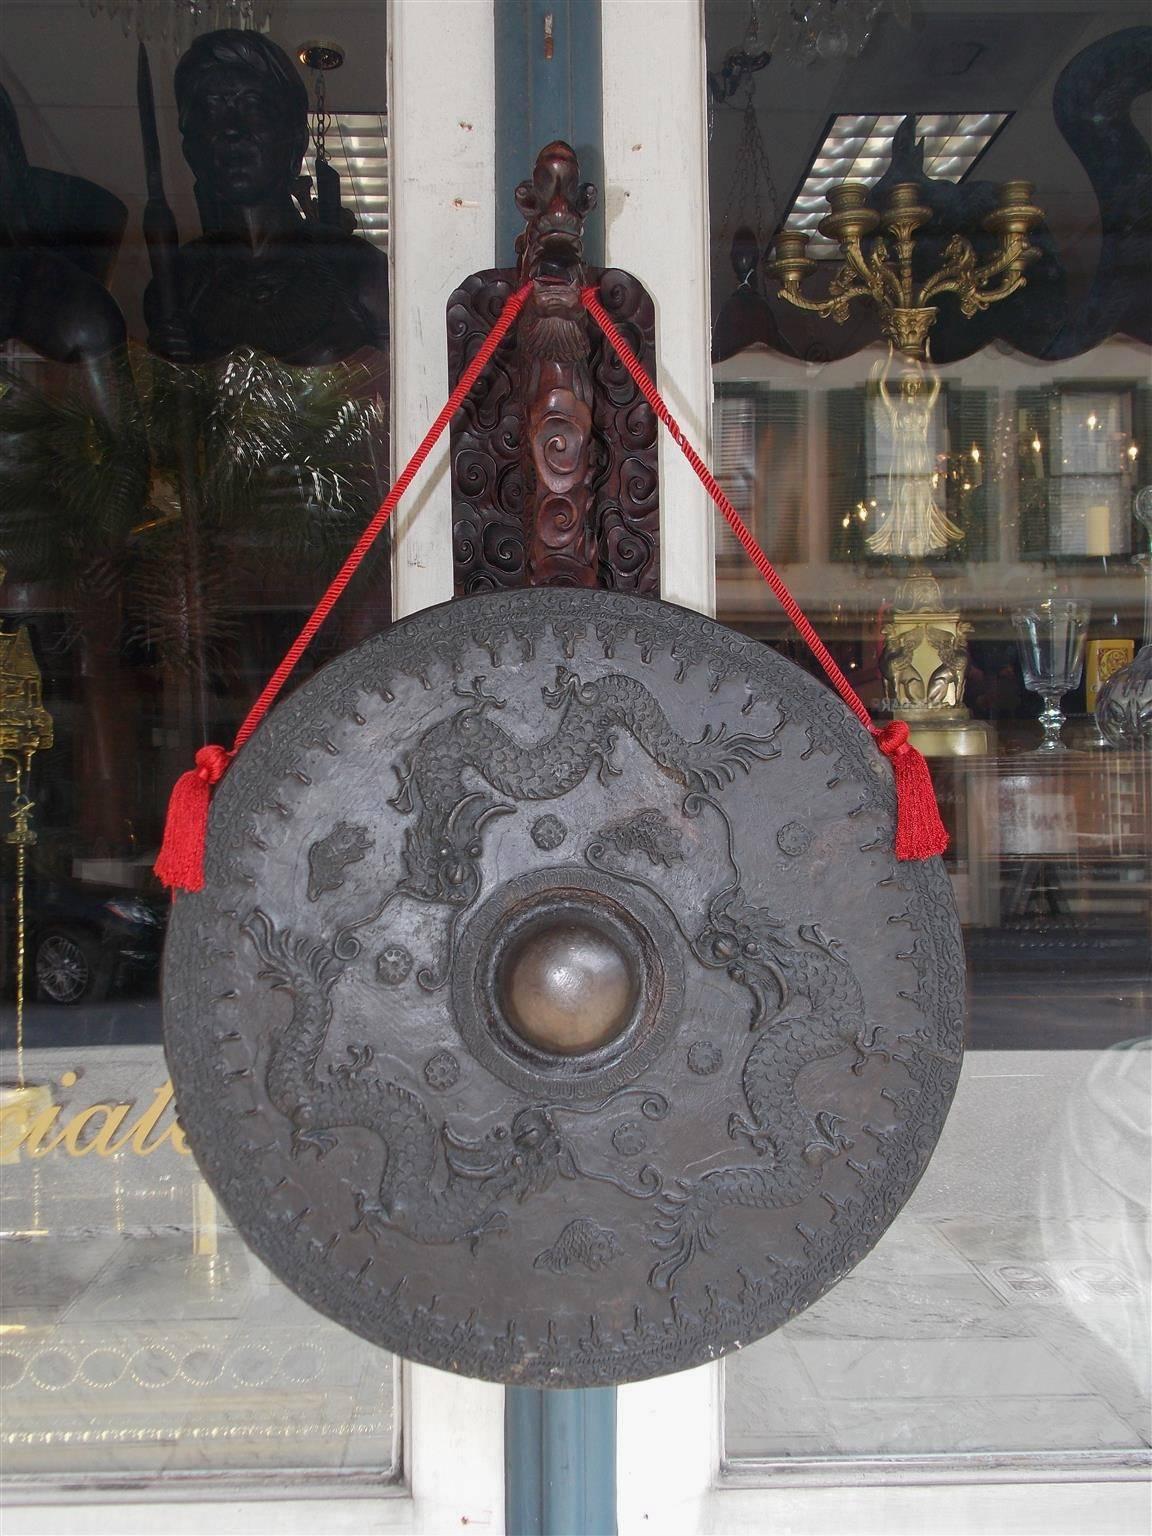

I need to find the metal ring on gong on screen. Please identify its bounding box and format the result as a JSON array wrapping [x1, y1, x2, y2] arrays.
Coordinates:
[[164, 588, 964, 1387]]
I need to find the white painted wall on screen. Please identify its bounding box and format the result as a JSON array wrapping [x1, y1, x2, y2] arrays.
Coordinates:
[[602, 0, 716, 617], [389, 0, 498, 621]]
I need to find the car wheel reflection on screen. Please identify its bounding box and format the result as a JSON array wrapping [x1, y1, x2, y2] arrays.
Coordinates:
[[34, 928, 108, 1006]]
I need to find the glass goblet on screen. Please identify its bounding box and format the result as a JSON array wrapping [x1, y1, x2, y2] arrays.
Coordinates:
[[1012, 601, 1089, 753]]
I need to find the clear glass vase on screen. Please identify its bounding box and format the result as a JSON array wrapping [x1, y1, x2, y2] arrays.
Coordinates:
[[1012, 600, 1090, 752]]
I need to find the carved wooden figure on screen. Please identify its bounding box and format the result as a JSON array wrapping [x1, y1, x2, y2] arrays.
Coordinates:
[[448, 144, 660, 595]]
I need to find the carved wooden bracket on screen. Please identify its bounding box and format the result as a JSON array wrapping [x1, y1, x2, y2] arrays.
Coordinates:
[[448, 142, 660, 594]]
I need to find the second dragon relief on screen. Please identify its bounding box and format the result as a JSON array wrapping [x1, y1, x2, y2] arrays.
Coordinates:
[[164, 589, 964, 1386]]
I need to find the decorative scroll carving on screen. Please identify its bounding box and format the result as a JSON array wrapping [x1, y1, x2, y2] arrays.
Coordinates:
[[448, 151, 659, 594]]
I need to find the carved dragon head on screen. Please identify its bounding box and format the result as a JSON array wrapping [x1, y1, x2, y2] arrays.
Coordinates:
[[693, 888, 791, 1026], [400, 790, 513, 907], [515, 141, 597, 362], [442, 1106, 566, 1197]]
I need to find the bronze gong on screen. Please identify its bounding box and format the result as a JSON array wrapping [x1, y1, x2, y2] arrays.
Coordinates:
[[163, 588, 964, 1387]]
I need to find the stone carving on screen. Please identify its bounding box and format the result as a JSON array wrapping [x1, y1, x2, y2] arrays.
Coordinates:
[[531, 814, 567, 851], [244, 909, 565, 1248], [146, 30, 388, 363], [612, 1122, 648, 1157], [163, 587, 964, 1387], [653, 910, 887, 1289], [595, 809, 685, 867], [384, 665, 781, 988], [376, 944, 413, 986], [307, 821, 372, 901], [0, 80, 132, 431], [423, 1051, 460, 1091], [686, 1041, 722, 1076], [776, 820, 812, 857], [533, 1219, 621, 1274]]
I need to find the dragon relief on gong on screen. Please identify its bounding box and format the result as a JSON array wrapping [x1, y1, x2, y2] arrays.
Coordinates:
[[237, 658, 915, 1291]]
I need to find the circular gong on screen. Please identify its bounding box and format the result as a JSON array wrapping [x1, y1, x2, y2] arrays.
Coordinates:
[[164, 589, 964, 1386]]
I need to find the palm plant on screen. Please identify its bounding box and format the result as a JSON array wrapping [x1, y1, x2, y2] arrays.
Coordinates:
[[0, 345, 388, 854]]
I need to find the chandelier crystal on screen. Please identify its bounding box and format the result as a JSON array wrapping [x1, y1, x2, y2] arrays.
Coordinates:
[[759, 0, 907, 66], [85, 1, 273, 52]]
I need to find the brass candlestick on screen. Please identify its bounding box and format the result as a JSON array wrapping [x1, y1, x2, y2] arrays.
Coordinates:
[[767, 179, 1044, 363]]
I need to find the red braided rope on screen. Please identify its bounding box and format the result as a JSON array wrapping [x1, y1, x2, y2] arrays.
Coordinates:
[[155, 281, 533, 892], [579, 285, 948, 863], [155, 274, 946, 896]]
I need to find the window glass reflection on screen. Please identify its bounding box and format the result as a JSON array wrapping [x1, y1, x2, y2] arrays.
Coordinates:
[[708, 0, 1151, 1468], [1, 4, 395, 1483]]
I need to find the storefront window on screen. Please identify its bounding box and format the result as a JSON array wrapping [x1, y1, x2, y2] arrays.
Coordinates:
[[706, 0, 1150, 1472], [1, 4, 396, 1484]]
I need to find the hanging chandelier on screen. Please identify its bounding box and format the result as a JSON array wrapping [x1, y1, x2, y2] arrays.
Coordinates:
[[710, 0, 904, 81], [764, 0, 905, 66], [83, 1, 273, 51]]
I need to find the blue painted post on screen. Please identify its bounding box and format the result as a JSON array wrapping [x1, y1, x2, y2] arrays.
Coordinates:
[[495, 4, 615, 1532], [505, 1387, 544, 1536], [495, 0, 605, 268], [506, 1386, 617, 1536]]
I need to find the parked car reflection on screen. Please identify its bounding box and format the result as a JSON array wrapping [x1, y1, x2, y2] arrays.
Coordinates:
[[2, 873, 166, 1005]]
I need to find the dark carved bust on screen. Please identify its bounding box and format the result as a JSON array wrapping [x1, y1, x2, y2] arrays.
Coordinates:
[[146, 29, 388, 364]]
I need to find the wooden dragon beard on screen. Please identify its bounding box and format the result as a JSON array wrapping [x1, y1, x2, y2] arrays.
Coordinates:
[[521, 309, 590, 363]]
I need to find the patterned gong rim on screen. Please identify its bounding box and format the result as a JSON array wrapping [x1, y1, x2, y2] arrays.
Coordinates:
[[164, 588, 965, 1387]]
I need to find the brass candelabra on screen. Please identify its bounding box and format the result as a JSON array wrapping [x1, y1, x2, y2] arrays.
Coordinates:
[[766, 178, 1044, 754], [767, 179, 1044, 362]]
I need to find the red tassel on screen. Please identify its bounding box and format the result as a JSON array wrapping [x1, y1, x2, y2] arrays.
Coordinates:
[[873, 721, 949, 861], [154, 744, 233, 895]]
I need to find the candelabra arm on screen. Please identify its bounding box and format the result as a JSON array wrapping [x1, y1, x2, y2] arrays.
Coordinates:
[[917, 235, 977, 306], [823, 240, 896, 320], [776, 283, 847, 321], [971, 271, 1030, 313], [924, 264, 1030, 318], [970, 240, 1038, 295]]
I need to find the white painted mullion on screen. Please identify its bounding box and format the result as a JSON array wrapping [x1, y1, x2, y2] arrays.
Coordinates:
[[389, 0, 497, 622], [602, 4, 720, 1526], [388, 2, 505, 1528], [601, 0, 715, 619]]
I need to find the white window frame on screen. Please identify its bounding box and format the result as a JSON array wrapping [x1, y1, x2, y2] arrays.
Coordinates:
[[607, 3, 1149, 1533]]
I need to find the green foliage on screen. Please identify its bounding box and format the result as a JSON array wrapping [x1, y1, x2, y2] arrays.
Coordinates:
[[0, 345, 387, 678]]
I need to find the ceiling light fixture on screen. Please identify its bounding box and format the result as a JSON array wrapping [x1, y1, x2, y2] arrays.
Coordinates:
[[788, 112, 1011, 255], [324, 114, 389, 250]]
